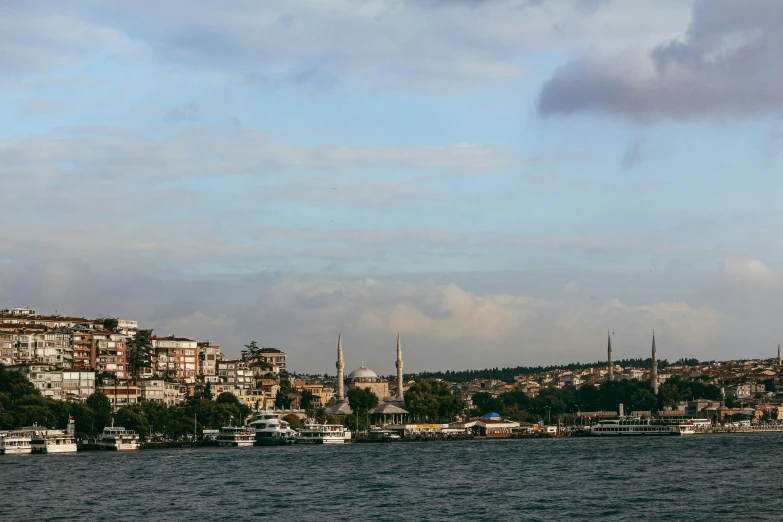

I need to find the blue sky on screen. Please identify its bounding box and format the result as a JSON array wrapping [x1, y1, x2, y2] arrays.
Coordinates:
[[3, 0, 783, 373]]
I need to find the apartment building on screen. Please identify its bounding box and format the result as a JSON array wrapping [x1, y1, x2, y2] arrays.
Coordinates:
[[197, 341, 221, 379], [217, 359, 254, 395], [150, 335, 198, 383]]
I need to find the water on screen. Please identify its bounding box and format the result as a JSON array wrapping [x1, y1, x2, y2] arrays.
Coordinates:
[[1, 434, 778, 521]]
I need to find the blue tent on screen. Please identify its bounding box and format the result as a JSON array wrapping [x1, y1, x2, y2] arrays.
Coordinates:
[[480, 412, 501, 419]]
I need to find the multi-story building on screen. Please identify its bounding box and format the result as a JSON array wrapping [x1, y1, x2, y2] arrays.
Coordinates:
[[0, 307, 37, 317], [98, 381, 139, 411], [138, 378, 184, 406], [0, 332, 13, 365], [14, 363, 96, 401], [197, 341, 221, 380], [217, 359, 254, 395], [150, 335, 198, 383], [257, 348, 286, 371], [69, 329, 127, 377]]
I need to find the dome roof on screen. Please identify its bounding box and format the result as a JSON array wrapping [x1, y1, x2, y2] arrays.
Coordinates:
[[347, 362, 378, 380]]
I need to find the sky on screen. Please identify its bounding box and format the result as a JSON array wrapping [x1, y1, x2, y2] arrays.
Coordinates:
[[2, 0, 783, 374]]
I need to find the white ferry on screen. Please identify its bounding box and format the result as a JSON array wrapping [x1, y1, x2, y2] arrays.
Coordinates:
[[218, 426, 256, 447], [588, 419, 695, 436], [97, 425, 140, 451], [297, 423, 348, 444], [0, 430, 32, 455], [29, 417, 78, 454], [248, 418, 296, 446]]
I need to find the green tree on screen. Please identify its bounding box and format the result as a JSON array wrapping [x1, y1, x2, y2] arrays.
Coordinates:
[[102, 318, 120, 332], [405, 380, 464, 422], [116, 405, 149, 440], [127, 330, 154, 381], [347, 387, 379, 425], [202, 382, 214, 400], [314, 407, 328, 424], [282, 413, 303, 429], [86, 392, 112, 432], [300, 390, 315, 411]]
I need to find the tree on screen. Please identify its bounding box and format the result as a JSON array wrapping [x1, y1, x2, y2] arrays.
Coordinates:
[[275, 389, 293, 410], [127, 330, 154, 381], [405, 380, 464, 422], [347, 387, 379, 423], [102, 318, 120, 332], [282, 413, 303, 429], [300, 390, 315, 411], [314, 407, 328, 424], [203, 382, 214, 401], [86, 392, 112, 432]]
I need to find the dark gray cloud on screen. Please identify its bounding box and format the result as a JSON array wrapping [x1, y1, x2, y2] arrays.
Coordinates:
[[620, 136, 645, 170], [538, 0, 783, 120]]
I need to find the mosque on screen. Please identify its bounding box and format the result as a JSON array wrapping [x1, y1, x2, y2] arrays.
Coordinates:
[[325, 333, 409, 424]]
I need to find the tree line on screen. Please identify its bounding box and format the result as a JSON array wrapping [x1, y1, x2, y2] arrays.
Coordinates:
[[416, 358, 675, 384], [470, 377, 722, 423]]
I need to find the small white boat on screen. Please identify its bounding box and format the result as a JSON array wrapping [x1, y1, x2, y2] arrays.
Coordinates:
[[218, 426, 255, 447], [29, 417, 78, 454], [97, 425, 140, 451], [0, 430, 32, 455], [297, 423, 348, 444]]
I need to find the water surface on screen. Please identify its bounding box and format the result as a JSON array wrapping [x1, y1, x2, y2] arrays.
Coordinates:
[[1, 434, 775, 521]]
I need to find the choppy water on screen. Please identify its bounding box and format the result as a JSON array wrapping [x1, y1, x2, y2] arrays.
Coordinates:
[[1, 434, 779, 521]]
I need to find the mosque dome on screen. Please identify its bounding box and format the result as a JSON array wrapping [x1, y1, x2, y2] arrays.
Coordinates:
[[347, 362, 378, 380]]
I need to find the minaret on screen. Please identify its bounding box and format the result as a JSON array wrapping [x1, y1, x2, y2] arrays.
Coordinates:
[[395, 333, 404, 398], [778, 343, 781, 366], [607, 330, 614, 381], [651, 330, 658, 395], [336, 332, 345, 401]]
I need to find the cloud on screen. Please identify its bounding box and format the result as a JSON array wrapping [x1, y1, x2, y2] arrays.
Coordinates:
[[538, 0, 783, 120], [620, 136, 645, 170], [16, 98, 71, 116], [163, 102, 198, 123], [722, 257, 782, 290], [0, 0, 690, 92]]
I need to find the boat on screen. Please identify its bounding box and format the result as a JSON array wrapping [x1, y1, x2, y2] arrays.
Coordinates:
[[29, 417, 78, 454], [365, 428, 401, 442], [296, 423, 348, 444], [587, 418, 696, 436], [217, 426, 256, 447], [248, 417, 296, 446], [0, 430, 32, 455], [96, 422, 140, 451]]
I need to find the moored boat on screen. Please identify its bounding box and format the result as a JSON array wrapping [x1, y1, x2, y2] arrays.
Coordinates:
[[297, 423, 348, 444], [29, 417, 78, 454], [218, 426, 255, 447], [587, 418, 696, 436], [249, 418, 296, 446], [0, 430, 32, 455], [97, 425, 140, 451]]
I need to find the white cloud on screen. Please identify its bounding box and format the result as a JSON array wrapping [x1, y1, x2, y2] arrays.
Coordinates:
[[722, 257, 782, 290]]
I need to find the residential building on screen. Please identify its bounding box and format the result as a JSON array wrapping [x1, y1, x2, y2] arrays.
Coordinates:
[[150, 335, 198, 383], [217, 359, 254, 395], [197, 341, 221, 379], [99, 381, 139, 411]]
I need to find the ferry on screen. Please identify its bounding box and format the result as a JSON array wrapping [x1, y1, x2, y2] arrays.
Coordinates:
[[248, 418, 296, 446], [0, 430, 32, 455], [296, 423, 348, 444], [29, 417, 78, 454], [588, 419, 695, 436], [96, 425, 140, 451], [217, 426, 256, 447]]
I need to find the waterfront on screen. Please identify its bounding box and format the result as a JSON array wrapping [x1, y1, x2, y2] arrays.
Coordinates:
[[2, 434, 780, 521]]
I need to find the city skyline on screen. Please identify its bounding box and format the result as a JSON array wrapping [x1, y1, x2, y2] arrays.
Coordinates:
[[3, 1, 783, 372]]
